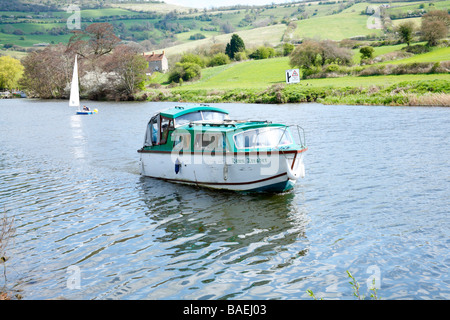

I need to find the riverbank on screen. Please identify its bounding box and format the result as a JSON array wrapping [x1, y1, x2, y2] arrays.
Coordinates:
[[141, 78, 450, 106]]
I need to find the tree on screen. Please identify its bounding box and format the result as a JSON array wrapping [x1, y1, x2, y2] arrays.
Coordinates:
[[397, 21, 415, 46], [421, 10, 450, 46], [318, 40, 352, 66], [225, 34, 245, 60], [422, 10, 450, 27], [289, 39, 352, 70], [102, 45, 148, 96], [359, 46, 374, 60], [0, 56, 24, 90], [21, 44, 73, 98], [421, 20, 448, 46], [220, 21, 235, 34], [289, 40, 321, 70], [68, 22, 120, 59]]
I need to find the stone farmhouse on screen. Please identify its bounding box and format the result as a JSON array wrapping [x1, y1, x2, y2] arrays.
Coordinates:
[[143, 51, 168, 75]]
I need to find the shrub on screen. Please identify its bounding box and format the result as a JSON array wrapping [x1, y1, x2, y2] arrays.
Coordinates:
[[168, 62, 202, 83], [180, 53, 206, 68], [207, 53, 230, 67], [234, 51, 247, 61], [359, 46, 374, 60], [283, 43, 295, 56], [249, 46, 276, 60], [404, 44, 430, 54], [325, 64, 339, 72], [189, 33, 206, 40]]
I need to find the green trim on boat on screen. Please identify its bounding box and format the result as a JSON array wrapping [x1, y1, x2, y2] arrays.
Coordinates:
[[160, 105, 229, 119]]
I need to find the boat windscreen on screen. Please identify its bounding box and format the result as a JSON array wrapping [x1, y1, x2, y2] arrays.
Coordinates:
[[175, 111, 229, 126], [233, 127, 293, 149], [202, 111, 229, 121], [175, 111, 203, 126]]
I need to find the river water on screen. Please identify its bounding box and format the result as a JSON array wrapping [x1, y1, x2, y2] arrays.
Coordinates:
[[0, 99, 449, 300]]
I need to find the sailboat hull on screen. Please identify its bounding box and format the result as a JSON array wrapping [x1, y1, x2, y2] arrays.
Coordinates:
[[76, 110, 97, 115]]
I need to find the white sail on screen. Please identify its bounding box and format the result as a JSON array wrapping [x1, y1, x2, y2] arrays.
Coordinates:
[[69, 55, 80, 108]]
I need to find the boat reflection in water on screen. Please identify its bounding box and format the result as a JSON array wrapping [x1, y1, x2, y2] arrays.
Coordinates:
[[138, 176, 310, 277]]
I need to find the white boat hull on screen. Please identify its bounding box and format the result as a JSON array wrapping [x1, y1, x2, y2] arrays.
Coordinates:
[[139, 150, 305, 192]]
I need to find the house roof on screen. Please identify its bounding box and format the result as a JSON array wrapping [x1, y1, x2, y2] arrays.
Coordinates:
[[144, 51, 165, 62]]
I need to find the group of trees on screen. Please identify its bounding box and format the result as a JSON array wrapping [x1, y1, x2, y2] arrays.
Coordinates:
[[395, 10, 449, 47], [289, 39, 352, 75], [20, 22, 148, 99]]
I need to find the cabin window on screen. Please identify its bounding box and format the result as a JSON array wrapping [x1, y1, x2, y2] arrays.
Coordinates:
[[151, 121, 158, 144], [233, 127, 293, 149], [144, 116, 159, 146], [175, 112, 203, 126], [175, 111, 229, 127], [160, 116, 174, 145], [172, 132, 191, 150], [194, 133, 224, 151], [202, 111, 228, 121]]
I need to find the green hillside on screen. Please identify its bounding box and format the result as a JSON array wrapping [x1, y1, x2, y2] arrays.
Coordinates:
[[293, 3, 382, 41], [1, 0, 449, 55], [162, 46, 450, 91]]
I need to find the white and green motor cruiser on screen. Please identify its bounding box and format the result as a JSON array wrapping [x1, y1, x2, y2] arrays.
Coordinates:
[[138, 105, 307, 193]]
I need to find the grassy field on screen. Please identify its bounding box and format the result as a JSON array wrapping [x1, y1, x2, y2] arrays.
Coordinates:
[[157, 55, 449, 93], [293, 3, 382, 41], [160, 24, 288, 57], [110, 2, 191, 13], [352, 43, 408, 64], [378, 46, 450, 65], [351, 42, 450, 65], [175, 57, 291, 90]]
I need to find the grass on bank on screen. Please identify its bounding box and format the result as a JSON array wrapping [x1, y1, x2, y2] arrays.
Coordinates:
[[153, 44, 450, 92], [144, 77, 450, 106]]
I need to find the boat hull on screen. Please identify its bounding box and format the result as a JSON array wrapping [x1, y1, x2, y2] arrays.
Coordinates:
[[138, 150, 305, 193], [76, 110, 97, 115]]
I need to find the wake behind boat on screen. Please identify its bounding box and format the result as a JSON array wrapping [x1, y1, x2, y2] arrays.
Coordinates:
[[69, 55, 98, 115], [138, 105, 307, 193]]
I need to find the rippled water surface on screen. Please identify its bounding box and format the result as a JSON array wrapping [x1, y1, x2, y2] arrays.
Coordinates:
[[1, 99, 449, 300]]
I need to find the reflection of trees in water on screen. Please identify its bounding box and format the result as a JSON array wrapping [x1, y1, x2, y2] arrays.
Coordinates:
[[139, 177, 310, 269]]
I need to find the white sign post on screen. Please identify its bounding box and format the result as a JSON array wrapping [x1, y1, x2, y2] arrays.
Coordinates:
[[285, 69, 300, 84]]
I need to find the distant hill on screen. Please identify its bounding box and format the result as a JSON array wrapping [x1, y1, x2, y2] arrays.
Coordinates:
[[0, 0, 447, 58]]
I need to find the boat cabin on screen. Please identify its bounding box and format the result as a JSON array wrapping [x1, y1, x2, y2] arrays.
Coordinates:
[[141, 104, 301, 154], [144, 105, 229, 147]]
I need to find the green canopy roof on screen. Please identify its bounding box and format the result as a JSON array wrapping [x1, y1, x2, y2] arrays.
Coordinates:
[[159, 104, 229, 119]]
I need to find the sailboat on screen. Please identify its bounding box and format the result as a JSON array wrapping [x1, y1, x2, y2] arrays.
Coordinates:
[[69, 55, 98, 115]]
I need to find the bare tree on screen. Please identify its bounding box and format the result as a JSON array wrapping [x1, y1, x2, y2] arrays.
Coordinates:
[[421, 10, 450, 46], [21, 44, 73, 98], [67, 23, 121, 59]]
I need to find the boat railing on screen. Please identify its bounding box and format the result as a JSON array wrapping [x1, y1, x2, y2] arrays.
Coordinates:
[[287, 125, 306, 149], [188, 119, 272, 128]]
